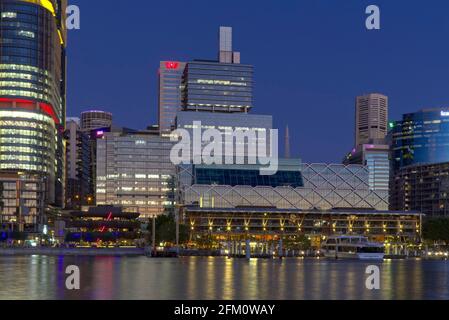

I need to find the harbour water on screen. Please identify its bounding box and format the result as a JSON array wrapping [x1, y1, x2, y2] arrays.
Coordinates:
[[0, 256, 448, 300]]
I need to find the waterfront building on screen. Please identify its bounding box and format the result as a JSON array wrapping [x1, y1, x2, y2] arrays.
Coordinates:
[[158, 61, 186, 135], [65, 119, 93, 209], [184, 206, 422, 247], [182, 27, 253, 113], [65, 205, 142, 246], [178, 160, 421, 246], [178, 160, 389, 212], [0, 0, 67, 233], [355, 93, 388, 147], [80, 110, 113, 132], [96, 129, 176, 219], [391, 162, 449, 216], [343, 143, 390, 192], [389, 108, 449, 216], [391, 108, 449, 172]]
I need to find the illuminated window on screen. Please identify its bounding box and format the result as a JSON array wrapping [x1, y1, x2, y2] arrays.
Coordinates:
[[1, 12, 17, 19], [18, 31, 35, 39]]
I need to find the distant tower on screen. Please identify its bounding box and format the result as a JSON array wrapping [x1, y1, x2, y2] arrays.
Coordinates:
[[355, 93, 388, 147], [285, 125, 291, 159]]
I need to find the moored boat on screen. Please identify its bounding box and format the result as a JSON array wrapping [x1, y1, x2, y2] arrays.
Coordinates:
[[321, 235, 385, 260]]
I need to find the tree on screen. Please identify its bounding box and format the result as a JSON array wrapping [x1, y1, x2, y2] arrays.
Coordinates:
[[423, 218, 449, 243], [149, 214, 189, 245]]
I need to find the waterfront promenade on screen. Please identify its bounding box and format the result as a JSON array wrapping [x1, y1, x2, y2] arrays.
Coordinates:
[[0, 247, 145, 256]]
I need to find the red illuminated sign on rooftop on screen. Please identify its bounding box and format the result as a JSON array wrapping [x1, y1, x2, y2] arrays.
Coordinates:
[[165, 62, 179, 70]]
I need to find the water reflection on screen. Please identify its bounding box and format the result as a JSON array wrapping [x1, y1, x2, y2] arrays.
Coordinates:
[[0, 256, 447, 300]]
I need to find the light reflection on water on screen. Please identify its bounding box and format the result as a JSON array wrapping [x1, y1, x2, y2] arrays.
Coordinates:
[[0, 256, 448, 300]]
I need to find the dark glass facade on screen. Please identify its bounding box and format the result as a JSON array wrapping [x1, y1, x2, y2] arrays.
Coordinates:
[[391, 162, 449, 216], [182, 60, 253, 113], [194, 167, 304, 188], [65, 120, 93, 209], [0, 0, 66, 230], [391, 108, 449, 172]]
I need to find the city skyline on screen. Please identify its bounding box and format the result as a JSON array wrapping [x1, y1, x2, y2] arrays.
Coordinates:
[[2, 0, 449, 304], [68, 0, 449, 163]]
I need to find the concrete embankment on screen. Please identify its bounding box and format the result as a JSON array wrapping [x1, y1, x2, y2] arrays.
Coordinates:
[[0, 248, 145, 256]]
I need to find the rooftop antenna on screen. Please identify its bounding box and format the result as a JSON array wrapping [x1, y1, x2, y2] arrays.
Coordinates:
[[285, 125, 291, 159]]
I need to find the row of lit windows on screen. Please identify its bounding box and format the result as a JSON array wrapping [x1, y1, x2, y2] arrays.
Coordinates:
[[0, 89, 51, 103], [0, 128, 48, 138], [196, 79, 248, 87], [98, 200, 172, 206], [0, 154, 48, 163], [0, 120, 51, 130], [0, 163, 48, 172], [0, 63, 49, 76], [117, 187, 172, 192], [1, 12, 17, 19], [186, 103, 249, 109], [0, 137, 52, 147], [104, 174, 172, 180], [0, 72, 49, 84], [0, 110, 54, 124], [182, 124, 267, 131], [0, 80, 48, 92]]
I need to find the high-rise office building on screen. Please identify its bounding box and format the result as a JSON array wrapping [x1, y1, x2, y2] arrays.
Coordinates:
[[355, 93, 388, 147], [391, 162, 449, 217], [344, 93, 390, 194], [390, 108, 449, 216], [65, 119, 93, 209], [182, 27, 253, 113], [391, 108, 449, 172], [158, 61, 186, 135], [80, 110, 113, 132], [79, 110, 113, 206], [96, 129, 176, 219], [176, 111, 273, 163], [0, 0, 67, 232], [344, 144, 390, 192]]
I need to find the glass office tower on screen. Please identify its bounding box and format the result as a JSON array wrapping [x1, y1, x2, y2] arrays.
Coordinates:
[[182, 60, 253, 113], [391, 108, 449, 172], [0, 0, 67, 231], [158, 61, 186, 135]]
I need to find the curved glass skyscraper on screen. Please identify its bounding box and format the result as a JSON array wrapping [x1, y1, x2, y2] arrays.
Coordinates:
[[391, 108, 449, 171], [0, 0, 66, 231]]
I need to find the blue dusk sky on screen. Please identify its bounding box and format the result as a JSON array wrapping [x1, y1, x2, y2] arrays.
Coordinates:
[[68, 0, 449, 162]]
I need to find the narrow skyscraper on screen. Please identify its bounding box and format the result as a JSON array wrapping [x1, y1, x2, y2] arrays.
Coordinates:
[[158, 61, 186, 134], [344, 93, 390, 193], [355, 93, 388, 147]]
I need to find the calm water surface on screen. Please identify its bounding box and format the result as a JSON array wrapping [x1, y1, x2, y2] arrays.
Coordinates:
[[0, 256, 448, 300]]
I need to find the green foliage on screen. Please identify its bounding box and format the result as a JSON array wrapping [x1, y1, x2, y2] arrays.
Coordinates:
[[423, 218, 449, 242], [283, 234, 312, 250], [149, 214, 189, 244], [9, 232, 27, 241]]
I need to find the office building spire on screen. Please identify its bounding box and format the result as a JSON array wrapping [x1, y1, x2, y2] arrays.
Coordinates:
[[219, 26, 240, 64], [285, 125, 291, 159]]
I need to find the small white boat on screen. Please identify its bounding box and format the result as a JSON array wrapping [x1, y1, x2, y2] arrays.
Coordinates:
[[321, 235, 385, 260]]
